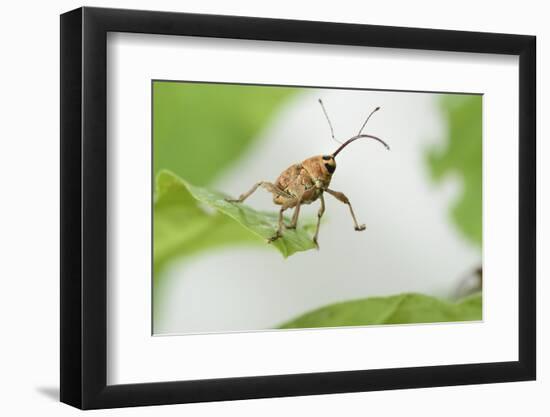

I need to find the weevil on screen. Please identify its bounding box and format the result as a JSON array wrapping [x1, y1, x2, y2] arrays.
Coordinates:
[[226, 99, 390, 247]]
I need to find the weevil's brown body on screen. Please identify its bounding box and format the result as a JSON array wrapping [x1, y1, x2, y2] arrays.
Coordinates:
[[273, 156, 334, 208], [225, 153, 366, 247], [225, 102, 389, 248]]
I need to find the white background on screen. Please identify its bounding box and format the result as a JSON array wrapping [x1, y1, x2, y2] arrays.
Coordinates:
[[0, 0, 545, 416], [108, 34, 518, 384]]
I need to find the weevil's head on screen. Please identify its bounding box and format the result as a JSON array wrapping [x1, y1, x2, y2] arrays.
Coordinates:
[[321, 154, 337, 174], [304, 136, 390, 188], [302, 155, 337, 188]]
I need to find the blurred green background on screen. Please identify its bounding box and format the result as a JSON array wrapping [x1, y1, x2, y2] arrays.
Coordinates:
[[154, 82, 296, 186], [152, 81, 482, 333], [426, 95, 482, 247]]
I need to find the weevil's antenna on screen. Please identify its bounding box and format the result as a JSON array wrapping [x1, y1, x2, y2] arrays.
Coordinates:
[[357, 106, 381, 136], [332, 134, 390, 158], [318, 99, 343, 144]]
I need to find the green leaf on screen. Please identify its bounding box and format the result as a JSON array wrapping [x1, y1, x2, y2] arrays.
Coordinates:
[[153, 81, 297, 186], [426, 95, 482, 246], [154, 172, 259, 280], [279, 293, 482, 329], [154, 171, 317, 279]]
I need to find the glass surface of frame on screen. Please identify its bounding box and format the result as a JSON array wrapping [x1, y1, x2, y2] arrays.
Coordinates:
[[151, 80, 483, 336], [60, 6, 536, 410]]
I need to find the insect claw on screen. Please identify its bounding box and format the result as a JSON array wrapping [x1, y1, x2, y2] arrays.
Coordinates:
[[267, 231, 282, 243], [355, 224, 366, 231], [313, 238, 320, 250]]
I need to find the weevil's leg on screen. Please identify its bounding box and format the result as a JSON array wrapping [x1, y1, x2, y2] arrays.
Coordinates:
[[313, 193, 326, 248], [268, 207, 287, 243], [225, 182, 261, 203], [325, 188, 366, 231], [287, 195, 304, 229], [225, 181, 287, 203]]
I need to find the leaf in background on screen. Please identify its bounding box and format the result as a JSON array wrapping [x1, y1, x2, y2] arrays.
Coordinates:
[[426, 95, 482, 246], [154, 171, 317, 280], [279, 292, 481, 329], [153, 81, 297, 186]]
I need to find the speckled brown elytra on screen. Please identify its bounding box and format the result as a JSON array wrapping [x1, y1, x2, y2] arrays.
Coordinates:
[[226, 99, 390, 248]]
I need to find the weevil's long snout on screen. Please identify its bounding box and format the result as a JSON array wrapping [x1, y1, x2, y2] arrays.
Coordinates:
[[332, 134, 390, 158]]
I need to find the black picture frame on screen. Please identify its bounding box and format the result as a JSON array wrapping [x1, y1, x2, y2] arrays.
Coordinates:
[[60, 6, 536, 410]]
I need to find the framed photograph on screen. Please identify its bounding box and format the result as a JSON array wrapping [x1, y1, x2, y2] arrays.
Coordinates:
[[60, 6, 536, 409]]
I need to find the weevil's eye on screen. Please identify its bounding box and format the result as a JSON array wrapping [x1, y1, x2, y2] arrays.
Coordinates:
[[325, 163, 336, 174], [322, 155, 332, 160]]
